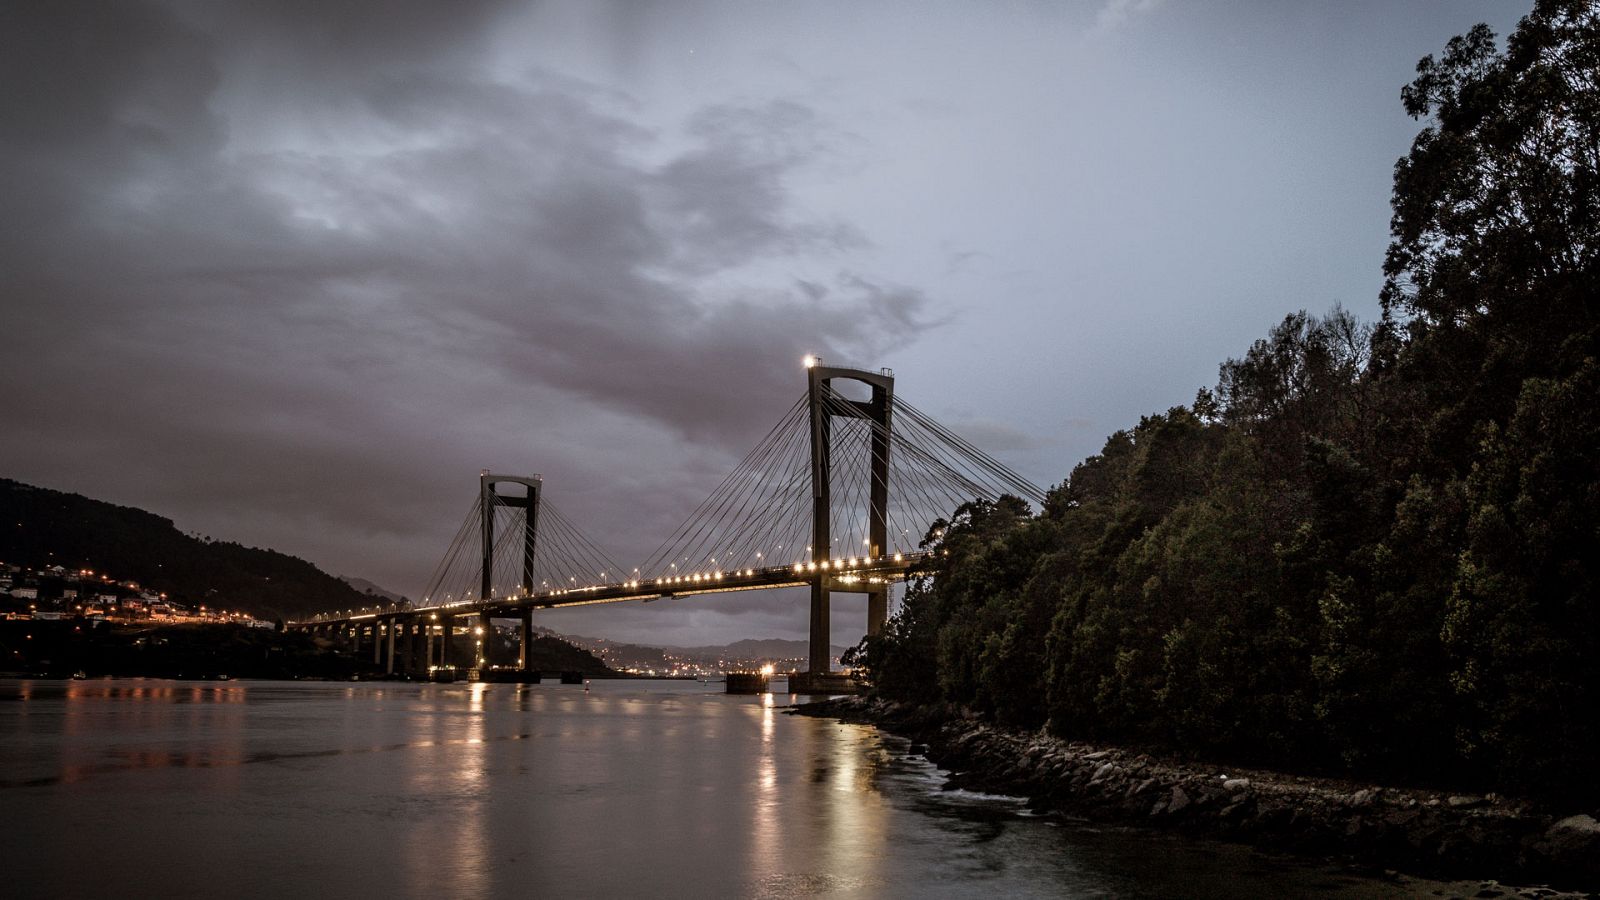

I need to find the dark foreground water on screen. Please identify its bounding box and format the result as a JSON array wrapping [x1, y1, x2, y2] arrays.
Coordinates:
[[1, 679, 1469, 898]]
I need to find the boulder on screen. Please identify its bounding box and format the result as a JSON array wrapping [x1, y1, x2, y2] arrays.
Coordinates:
[[1167, 786, 1192, 815], [1534, 814, 1600, 877]]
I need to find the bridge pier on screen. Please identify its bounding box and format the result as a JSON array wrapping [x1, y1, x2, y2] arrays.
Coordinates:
[[478, 613, 493, 669], [809, 581, 830, 678], [441, 617, 454, 669], [405, 619, 421, 674], [385, 621, 397, 674], [394, 619, 407, 673], [372, 623, 382, 665], [520, 610, 534, 672], [867, 587, 888, 638]]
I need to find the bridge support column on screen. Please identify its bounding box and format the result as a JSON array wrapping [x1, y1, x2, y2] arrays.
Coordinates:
[[425, 620, 437, 671], [809, 581, 830, 677], [520, 610, 534, 672], [385, 621, 396, 674], [478, 613, 493, 669], [440, 618, 453, 669], [372, 623, 382, 664], [480, 471, 541, 612], [867, 587, 888, 638], [807, 362, 893, 675]]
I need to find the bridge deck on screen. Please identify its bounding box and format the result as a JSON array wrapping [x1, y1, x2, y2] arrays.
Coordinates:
[[289, 552, 933, 628]]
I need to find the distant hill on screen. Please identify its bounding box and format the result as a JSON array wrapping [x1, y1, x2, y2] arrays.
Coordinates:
[[0, 478, 372, 621], [519, 635, 611, 675], [341, 576, 409, 605], [550, 630, 847, 669], [670, 638, 849, 660]]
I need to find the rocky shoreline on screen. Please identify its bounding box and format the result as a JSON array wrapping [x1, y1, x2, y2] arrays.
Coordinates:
[[792, 696, 1600, 894]]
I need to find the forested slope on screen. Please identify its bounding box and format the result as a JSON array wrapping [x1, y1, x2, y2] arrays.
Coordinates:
[[855, 0, 1600, 804], [0, 478, 372, 621]]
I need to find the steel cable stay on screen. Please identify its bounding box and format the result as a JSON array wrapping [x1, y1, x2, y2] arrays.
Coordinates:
[[419, 491, 627, 609], [716, 422, 816, 571], [817, 391, 946, 551], [881, 410, 1016, 505], [402, 385, 1045, 612], [418, 497, 486, 606], [892, 397, 1046, 504], [812, 388, 1046, 553], [701, 435, 812, 573], [538, 499, 626, 592], [823, 388, 1044, 506], [636, 397, 812, 579], [677, 413, 812, 575], [635, 396, 808, 578]]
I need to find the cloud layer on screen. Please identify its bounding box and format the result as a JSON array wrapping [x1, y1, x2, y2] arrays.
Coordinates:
[[1, 1, 932, 646], [1, 1, 1524, 646]]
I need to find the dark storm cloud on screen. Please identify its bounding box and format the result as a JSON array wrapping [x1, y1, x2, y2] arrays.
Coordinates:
[[0, 0, 932, 603], [3, 1, 1524, 646]]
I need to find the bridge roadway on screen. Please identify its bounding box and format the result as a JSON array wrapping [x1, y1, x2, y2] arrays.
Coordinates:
[[286, 551, 933, 678]]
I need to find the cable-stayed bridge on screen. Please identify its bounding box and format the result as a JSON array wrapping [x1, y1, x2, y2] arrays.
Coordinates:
[[289, 361, 1044, 687]]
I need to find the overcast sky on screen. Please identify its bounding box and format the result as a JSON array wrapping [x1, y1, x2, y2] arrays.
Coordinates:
[[1, 1, 1521, 647]]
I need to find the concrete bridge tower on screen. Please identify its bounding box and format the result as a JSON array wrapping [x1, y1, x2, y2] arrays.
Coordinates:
[[805, 359, 893, 678]]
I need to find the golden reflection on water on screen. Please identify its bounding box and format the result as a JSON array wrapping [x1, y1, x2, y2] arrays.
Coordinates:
[[750, 692, 780, 875], [32, 681, 252, 788], [822, 719, 887, 893], [738, 694, 893, 897], [401, 683, 491, 900]]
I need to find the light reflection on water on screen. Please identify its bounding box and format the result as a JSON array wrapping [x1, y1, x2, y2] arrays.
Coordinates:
[[1, 679, 1438, 898]]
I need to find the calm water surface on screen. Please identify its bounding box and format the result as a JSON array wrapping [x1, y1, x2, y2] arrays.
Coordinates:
[[1, 679, 1452, 898]]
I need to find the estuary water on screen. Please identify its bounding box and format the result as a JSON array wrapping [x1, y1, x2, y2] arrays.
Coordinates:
[[1, 679, 1453, 898]]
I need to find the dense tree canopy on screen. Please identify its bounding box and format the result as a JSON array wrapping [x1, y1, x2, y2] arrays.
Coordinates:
[[854, 0, 1600, 804]]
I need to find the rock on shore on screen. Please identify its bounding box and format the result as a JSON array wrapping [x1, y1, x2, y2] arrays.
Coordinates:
[[791, 696, 1600, 893]]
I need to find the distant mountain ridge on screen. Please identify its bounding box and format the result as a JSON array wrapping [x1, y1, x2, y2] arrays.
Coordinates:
[[550, 630, 847, 668], [666, 638, 849, 659], [0, 477, 371, 621], [340, 576, 409, 605]]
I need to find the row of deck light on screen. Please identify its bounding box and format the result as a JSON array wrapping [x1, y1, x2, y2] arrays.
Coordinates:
[[292, 552, 920, 625], [789, 552, 907, 574], [650, 568, 756, 586]]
